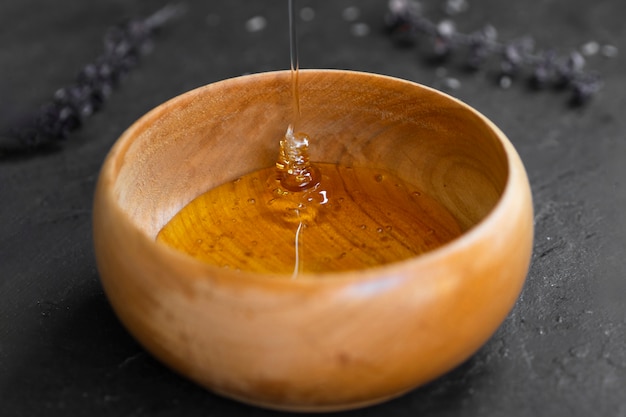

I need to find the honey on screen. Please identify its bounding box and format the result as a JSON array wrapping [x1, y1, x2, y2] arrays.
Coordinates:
[[156, 162, 463, 275]]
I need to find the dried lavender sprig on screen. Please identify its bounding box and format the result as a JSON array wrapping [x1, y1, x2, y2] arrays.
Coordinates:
[[385, 0, 604, 106], [0, 3, 186, 156]]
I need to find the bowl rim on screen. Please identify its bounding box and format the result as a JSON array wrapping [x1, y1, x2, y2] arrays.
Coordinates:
[[97, 68, 532, 285]]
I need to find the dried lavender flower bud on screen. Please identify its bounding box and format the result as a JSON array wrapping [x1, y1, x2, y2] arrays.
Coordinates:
[[570, 73, 602, 106], [428, 20, 456, 58], [466, 25, 497, 71], [529, 50, 557, 89], [554, 51, 586, 88], [500, 44, 521, 76], [430, 37, 452, 58]]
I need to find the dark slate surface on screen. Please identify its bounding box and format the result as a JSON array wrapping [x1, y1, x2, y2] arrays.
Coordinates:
[[1, 0, 625, 416]]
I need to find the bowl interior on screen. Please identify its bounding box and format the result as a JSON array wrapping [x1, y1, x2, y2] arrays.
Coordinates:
[[110, 70, 508, 245]]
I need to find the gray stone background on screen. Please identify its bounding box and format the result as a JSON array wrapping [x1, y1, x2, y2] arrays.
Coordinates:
[[1, 1, 625, 416]]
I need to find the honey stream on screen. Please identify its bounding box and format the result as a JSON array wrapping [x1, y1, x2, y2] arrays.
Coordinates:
[[156, 1, 463, 276]]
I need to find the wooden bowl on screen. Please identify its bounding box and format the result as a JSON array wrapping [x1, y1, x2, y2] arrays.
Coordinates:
[[93, 70, 533, 412]]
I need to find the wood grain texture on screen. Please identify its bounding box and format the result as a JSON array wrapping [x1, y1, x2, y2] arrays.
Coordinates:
[[92, 70, 533, 411]]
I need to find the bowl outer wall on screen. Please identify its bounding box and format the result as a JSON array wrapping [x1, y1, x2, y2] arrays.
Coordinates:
[[92, 70, 534, 411]]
